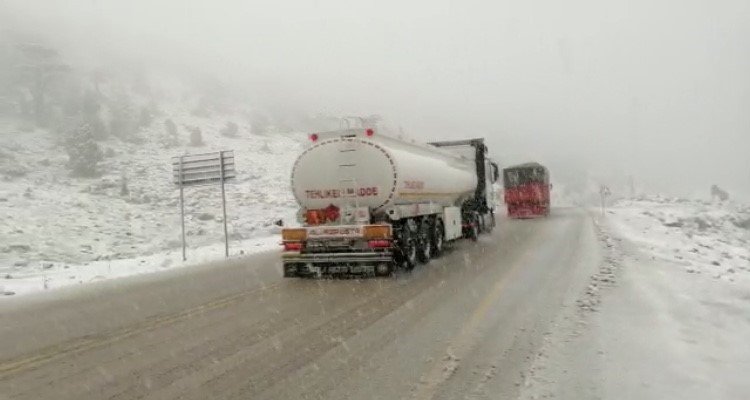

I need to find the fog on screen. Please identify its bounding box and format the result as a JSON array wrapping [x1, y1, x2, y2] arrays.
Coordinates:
[[2, 0, 749, 199]]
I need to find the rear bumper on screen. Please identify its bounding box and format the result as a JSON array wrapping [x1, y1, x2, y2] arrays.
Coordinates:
[[282, 251, 394, 277], [507, 204, 549, 218], [282, 251, 393, 264]]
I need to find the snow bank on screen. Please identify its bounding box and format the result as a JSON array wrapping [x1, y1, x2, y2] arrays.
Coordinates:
[[0, 236, 279, 297], [608, 196, 750, 283]]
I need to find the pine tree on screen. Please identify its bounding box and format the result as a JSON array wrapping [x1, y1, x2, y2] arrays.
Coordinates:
[[14, 43, 70, 127], [82, 90, 107, 139], [164, 118, 179, 147], [188, 126, 203, 146], [65, 122, 103, 177], [109, 93, 138, 141]]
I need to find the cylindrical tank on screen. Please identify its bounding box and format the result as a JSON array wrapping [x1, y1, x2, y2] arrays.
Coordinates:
[[291, 132, 477, 213]]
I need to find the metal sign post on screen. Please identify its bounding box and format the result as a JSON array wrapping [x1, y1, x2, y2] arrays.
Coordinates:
[[179, 155, 186, 261], [172, 151, 236, 260], [219, 150, 229, 258], [599, 184, 611, 216]]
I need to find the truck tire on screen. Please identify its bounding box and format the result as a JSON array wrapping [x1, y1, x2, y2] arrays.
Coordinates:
[[468, 213, 479, 242], [417, 219, 432, 264], [397, 221, 418, 271], [431, 219, 445, 257], [375, 262, 392, 277], [283, 265, 297, 278], [469, 224, 479, 241], [483, 211, 495, 233]]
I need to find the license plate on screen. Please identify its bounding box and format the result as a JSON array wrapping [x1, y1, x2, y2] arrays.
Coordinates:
[[307, 225, 363, 238]]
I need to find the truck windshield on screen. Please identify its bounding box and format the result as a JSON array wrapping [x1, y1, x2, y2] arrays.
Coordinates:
[[503, 168, 546, 188]]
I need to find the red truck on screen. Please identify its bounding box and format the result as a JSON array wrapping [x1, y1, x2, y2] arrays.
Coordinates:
[[503, 162, 550, 218]]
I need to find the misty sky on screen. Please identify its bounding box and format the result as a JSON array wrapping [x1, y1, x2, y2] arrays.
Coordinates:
[[2, 0, 749, 198]]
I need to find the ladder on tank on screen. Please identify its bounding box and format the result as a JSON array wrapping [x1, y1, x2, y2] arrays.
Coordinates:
[[337, 138, 360, 222]]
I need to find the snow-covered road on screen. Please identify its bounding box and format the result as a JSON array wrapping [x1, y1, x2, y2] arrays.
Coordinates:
[[1, 207, 600, 400], [2, 200, 748, 399]]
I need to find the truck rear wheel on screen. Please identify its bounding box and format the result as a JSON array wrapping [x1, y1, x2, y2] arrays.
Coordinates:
[[417, 219, 432, 264], [283, 264, 298, 278], [431, 219, 445, 257], [465, 212, 479, 241], [397, 222, 418, 271], [469, 224, 479, 241], [482, 211, 495, 233], [375, 263, 392, 276]]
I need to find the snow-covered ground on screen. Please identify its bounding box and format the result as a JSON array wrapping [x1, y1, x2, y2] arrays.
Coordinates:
[[0, 110, 305, 297], [0, 236, 280, 297], [520, 196, 750, 399], [610, 196, 750, 281]]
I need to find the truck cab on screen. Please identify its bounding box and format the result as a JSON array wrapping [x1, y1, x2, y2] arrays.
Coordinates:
[[502, 162, 551, 218]]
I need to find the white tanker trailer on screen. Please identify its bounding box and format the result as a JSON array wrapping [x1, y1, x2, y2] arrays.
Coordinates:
[[281, 127, 499, 277]]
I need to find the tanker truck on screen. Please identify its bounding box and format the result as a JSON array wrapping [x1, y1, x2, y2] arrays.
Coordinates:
[[281, 127, 499, 277]]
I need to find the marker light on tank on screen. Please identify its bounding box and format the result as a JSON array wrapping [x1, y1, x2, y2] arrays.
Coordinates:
[[365, 128, 374, 137], [310, 133, 319, 142]]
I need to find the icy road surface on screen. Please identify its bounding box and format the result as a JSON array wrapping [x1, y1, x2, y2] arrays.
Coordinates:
[[0, 208, 600, 400]]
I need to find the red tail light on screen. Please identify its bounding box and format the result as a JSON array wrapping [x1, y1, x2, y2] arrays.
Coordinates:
[[305, 205, 340, 225], [367, 240, 391, 249], [324, 204, 340, 222], [305, 209, 325, 225], [310, 133, 319, 142], [283, 242, 303, 251], [365, 128, 374, 137]]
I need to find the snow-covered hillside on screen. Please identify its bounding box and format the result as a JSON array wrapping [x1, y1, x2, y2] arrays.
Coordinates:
[[0, 110, 306, 296]]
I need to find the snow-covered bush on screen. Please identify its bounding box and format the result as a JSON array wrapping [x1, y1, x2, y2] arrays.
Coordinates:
[[120, 174, 129, 197], [250, 111, 270, 134], [138, 106, 153, 128], [109, 94, 139, 142], [163, 118, 179, 147], [77, 90, 108, 139], [191, 97, 212, 117], [87, 114, 107, 139], [221, 121, 238, 137], [188, 126, 203, 146], [65, 122, 104, 177]]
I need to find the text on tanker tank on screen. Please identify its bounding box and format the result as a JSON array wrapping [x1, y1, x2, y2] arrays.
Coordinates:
[[403, 180, 425, 190], [305, 187, 379, 199]]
